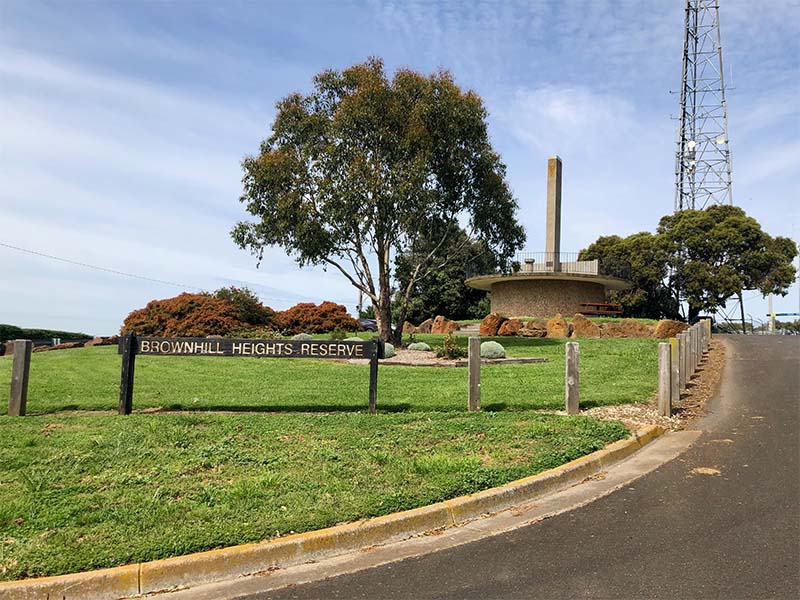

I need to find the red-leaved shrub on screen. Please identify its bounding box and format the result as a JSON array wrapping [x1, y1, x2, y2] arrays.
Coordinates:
[[279, 301, 361, 334], [121, 288, 283, 337], [121, 290, 359, 337]]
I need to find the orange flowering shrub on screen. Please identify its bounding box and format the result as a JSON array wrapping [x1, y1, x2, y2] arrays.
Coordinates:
[[279, 301, 361, 334], [121, 291, 359, 337], [121, 288, 283, 337]]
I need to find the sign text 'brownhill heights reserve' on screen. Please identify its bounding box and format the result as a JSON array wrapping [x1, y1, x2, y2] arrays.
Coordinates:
[[121, 336, 378, 359]]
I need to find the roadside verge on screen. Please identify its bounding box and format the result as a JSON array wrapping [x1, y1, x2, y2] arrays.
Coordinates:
[[0, 425, 663, 600]]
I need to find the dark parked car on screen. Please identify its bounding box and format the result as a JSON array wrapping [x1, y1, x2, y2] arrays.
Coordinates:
[[358, 318, 378, 332]]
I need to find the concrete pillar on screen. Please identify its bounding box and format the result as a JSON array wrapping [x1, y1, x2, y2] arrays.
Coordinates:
[[658, 343, 671, 417], [468, 337, 481, 412], [546, 156, 562, 272], [565, 342, 579, 414]]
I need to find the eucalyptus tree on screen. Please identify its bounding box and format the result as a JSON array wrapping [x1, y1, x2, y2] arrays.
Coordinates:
[[233, 58, 524, 342]]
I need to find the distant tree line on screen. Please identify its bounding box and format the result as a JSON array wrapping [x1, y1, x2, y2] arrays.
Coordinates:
[[0, 324, 92, 343]]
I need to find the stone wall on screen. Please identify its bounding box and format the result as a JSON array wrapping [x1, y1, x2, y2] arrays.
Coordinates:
[[490, 279, 606, 318]]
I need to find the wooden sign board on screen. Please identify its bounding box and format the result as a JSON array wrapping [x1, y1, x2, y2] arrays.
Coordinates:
[[117, 334, 383, 416], [119, 337, 378, 360]]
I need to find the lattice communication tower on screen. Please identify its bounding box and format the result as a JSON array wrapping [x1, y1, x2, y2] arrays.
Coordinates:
[[674, 0, 733, 211]]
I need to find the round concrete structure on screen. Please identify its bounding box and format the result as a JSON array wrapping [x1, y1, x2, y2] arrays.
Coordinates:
[[465, 272, 632, 318]]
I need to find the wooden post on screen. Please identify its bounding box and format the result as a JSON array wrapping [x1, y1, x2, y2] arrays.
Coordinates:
[[118, 333, 137, 415], [679, 332, 688, 391], [658, 342, 671, 417], [693, 325, 700, 368], [565, 342, 579, 415], [8, 340, 32, 416], [368, 339, 382, 415], [468, 337, 481, 412], [670, 337, 680, 406]]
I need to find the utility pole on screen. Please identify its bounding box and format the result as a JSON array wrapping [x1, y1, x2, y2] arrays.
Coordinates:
[[674, 0, 733, 211]]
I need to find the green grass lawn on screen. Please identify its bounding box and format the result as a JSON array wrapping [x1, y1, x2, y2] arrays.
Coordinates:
[[0, 336, 657, 580], [0, 336, 658, 414]]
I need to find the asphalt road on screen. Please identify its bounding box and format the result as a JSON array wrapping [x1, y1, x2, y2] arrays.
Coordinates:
[[257, 335, 800, 600]]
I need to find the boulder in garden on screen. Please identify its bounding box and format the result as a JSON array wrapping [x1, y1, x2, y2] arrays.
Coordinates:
[[653, 319, 689, 339], [571, 313, 601, 338], [546, 313, 569, 338], [480, 313, 507, 336], [414, 318, 434, 334], [498, 319, 522, 336], [431, 315, 460, 334]]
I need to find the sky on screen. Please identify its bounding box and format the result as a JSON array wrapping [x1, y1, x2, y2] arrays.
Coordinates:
[[1, 0, 798, 335]]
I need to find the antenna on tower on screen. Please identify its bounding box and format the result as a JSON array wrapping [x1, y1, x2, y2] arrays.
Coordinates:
[[674, 0, 733, 211]]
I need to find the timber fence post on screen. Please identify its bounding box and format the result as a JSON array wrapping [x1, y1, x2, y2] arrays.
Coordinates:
[[679, 332, 688, 391], [8, 340, 32, 416], [118, 333, 137, 415], [670, 337, 680, 407], [565, 342, 579, 415], [468, 337, 481, 412], [658, 342, 671, 417]]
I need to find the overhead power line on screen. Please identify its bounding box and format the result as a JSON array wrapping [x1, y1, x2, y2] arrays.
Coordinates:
[[1, 241, 203, 290], [0, 241, 357, 307]]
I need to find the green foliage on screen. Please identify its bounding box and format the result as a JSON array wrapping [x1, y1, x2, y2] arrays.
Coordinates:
[[480, 341, 506, 359], [434, 334, 468, 359], [213, 287, 279, 327], [776, 319, 800, 334], [579, 233, 678, 319], [329, 329, 349, 340], [659, 206, 798, 320], [407, 342, 432, 352], [232, 58, 524, 344], [0, 324, 91, 342], [394, 225, 498, 324], [228, 327, 285, 340], [0, 324, 23, 342], [581, 206, 797, 322]]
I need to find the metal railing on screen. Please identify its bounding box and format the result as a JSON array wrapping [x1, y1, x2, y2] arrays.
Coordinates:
[[466, 252, 631, 281]]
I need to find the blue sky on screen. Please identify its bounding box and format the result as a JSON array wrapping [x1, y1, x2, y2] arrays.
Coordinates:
[[1, 0, 798, 335]]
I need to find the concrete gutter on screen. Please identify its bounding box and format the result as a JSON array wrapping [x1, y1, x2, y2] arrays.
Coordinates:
[[0, 425, 664, 600]]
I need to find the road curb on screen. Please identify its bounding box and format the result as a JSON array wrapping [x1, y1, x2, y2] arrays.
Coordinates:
[[0, 425, 665, 599]]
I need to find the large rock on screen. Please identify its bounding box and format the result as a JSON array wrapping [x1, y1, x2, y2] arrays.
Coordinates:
[[402, 321, 416, 334], [480, 313, 507, 336], [431, 315, 460, 334], [571, 313, 601, 338], [415, 318, 434, 334], [498, 318, 522, 336], [84, 336, 107, 347], [653, 319, 689, 339], [601, 319, 654, 338], [546, 313, 569, 338], [1, 343, 12, 356]]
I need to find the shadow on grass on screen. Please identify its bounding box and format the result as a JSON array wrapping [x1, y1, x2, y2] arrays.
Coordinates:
[[156, 403, 415, 413], [481, 402, 508, 411]]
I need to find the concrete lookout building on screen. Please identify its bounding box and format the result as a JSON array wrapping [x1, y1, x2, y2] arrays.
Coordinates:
[[465, 156, 632, 318]]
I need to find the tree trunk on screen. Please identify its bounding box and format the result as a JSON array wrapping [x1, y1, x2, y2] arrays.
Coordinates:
[[688, 303, 701, 324], [738, 290, 747, 334], [375, 298, 393, 344]]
